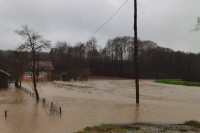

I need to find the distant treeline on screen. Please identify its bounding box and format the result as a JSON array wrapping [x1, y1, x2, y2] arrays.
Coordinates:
[[0, 36, 200, 82]]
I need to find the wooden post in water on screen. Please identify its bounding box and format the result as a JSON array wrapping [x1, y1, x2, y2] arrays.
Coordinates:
[[60, 107, 62, 115], [43, 98, 46, 105], [134, 0, 139, 104], [51, 102, 53, 108], [5, 110, 7, 118], [50, 102, 53, 115]]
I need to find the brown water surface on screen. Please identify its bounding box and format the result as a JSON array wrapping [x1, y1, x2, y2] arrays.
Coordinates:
[[1, 80, 200, 133]]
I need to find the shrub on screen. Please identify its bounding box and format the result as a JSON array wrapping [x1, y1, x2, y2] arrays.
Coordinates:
[[79, 69, 91, 81], [184, 120, 200, 127]]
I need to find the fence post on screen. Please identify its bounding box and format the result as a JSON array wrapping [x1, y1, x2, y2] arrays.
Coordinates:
[[51, 102, 53, 108], [43, 98, 46, 104], [60, 107, 62, 115], [5, 110, 7, 118]]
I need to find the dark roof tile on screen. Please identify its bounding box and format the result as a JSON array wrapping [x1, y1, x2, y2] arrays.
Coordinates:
[[36, 61, 54, 71], [0, 70, 10, 76]]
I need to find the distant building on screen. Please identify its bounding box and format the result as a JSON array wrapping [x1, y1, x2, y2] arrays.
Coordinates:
[[0, 70, 10, 88], [52, 72, 68, 81], [22, 61, 54, 81]]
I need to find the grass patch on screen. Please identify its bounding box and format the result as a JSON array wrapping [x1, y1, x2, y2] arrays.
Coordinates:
[[184, 120, 200, 128], [76, 124, 136, 133], [76, 122, 200, 133], [177, 128, 188, 132], [154, 79, 200, 87]]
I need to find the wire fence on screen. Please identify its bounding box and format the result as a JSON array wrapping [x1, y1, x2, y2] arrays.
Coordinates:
[[19, 86, 62, 116]]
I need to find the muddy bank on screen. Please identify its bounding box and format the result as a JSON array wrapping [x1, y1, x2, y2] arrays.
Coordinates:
[[77, 122, 200, 133]]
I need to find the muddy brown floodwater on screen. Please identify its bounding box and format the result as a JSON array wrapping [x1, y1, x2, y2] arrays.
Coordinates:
[[1, 80, 200, 133]]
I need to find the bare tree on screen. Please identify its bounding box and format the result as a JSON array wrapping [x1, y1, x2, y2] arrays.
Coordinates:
[[9, 51, 29, 88], [15, 25, 51, 101], [191, 16, 200, 31], [86, 37, 97, 55], [134, 0, 139, 103]]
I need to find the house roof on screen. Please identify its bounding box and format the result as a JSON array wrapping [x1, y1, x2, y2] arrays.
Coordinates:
[[36, 61, 54, 71], [0, 69, 10, 76]]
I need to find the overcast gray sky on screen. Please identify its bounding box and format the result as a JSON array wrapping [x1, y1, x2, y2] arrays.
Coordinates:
[[0, 0, 200, 53]]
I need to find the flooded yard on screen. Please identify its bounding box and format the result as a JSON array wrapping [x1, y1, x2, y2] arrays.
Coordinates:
[[1, 80, 200, 133]]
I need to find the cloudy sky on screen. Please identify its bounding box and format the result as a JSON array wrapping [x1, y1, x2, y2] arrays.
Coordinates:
[[0, 0, 200, 53]]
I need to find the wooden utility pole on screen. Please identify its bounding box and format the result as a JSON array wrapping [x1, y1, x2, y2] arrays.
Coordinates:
[[134, 0, 139, 103]]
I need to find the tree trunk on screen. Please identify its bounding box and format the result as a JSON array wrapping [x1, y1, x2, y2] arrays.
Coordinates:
[[19, 73, 22, 88], [15, 79, 19, 88], [18, 77, 22, 88], [19, 81, 21, 88], [134, 0, 139, 103], [32, 51, 39, 102]]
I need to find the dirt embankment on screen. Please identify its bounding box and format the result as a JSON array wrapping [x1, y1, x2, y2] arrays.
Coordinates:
[[77, 123, 200, 133]]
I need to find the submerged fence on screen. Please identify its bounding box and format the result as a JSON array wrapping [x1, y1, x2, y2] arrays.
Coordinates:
[[19, 87, 62, 115]]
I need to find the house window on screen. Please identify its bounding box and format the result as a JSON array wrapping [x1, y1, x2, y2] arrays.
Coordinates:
[[25, 72, 33, 77], [38, 72, 46, 78]]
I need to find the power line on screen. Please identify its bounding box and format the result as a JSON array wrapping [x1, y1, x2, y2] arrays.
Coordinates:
[[84, 0, 129, 43]]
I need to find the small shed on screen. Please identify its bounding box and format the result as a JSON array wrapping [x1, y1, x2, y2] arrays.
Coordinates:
[[52, 71, 68, 81], [61, 72, 68, 81], [0, 70, 10, 88]]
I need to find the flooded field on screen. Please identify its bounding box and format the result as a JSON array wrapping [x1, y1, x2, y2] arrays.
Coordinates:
[[1, 80, 200, 133]]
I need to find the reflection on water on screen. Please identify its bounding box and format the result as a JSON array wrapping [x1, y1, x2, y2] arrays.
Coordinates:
[[1, 80, 200, 133], [134, 104, 140, 122]]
